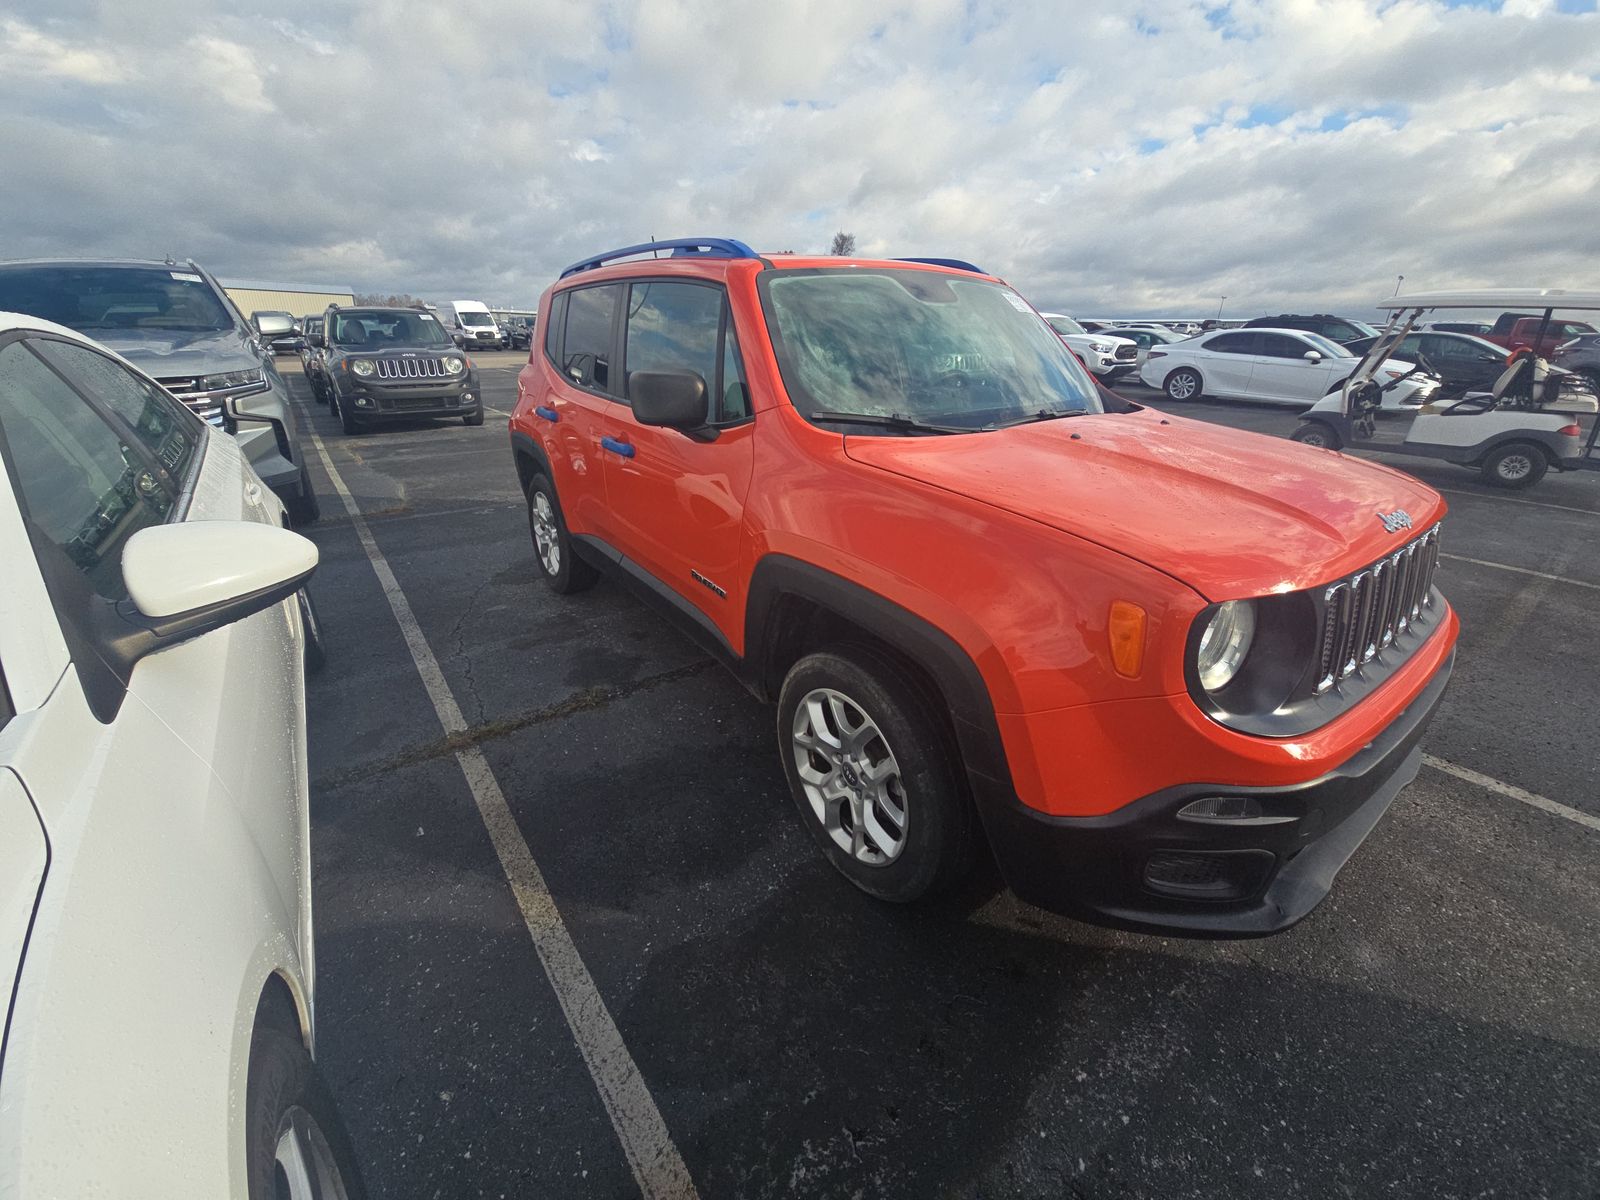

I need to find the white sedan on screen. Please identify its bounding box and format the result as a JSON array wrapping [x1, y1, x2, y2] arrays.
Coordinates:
[[0, 314, 360, 1197], [1139, 326, 1439, 410]]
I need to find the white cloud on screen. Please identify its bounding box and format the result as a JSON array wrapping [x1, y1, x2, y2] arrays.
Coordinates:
[[0, 0, 1596, 316]]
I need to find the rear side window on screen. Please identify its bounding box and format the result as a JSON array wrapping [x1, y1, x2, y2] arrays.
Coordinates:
[[625, 282, 721, 411], [542, 293, 566, 362], [30, 339, 200, 483], [0, 340, 171, 600], [560, 285, 620, 392], [1207, 332, 1257, 354]]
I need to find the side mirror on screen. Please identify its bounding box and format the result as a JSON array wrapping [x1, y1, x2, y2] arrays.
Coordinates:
[[306, 331, 325, 348], [99, 521, 318, 673], [1303, 350, 1323, 363], [629, 369, 708, 431], [253, 312, 295, 338]]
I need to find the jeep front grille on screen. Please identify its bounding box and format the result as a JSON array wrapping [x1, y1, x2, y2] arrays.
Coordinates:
[[373, 356, 449, 380], [1315, 524, 1441, 694]]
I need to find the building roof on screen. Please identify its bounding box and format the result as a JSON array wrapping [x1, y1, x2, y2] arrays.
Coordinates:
[[222, 278, 355, 296]]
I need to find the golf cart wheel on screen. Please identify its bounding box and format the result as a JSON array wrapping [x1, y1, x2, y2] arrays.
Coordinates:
[[1291, 422, 1342, 450], [1164, 367, 1203, 401], [1480, 441, 1548, 489]]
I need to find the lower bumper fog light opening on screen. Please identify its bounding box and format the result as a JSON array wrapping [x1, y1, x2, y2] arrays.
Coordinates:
[[1142, 849, 1274, 902]]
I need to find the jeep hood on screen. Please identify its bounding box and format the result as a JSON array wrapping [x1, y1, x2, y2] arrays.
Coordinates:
[[91, 327, 260, 376], [842, 408, 1446, 599]]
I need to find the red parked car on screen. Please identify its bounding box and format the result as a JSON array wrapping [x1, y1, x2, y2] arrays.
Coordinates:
[[508, 239, 1458, 937]]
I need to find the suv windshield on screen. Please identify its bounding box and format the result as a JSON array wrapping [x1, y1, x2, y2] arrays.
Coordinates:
[[331, 310, 453, 348], [0, 264, 235, 333], [763, 270, 1102, 430], [460, 311, 493, 327]]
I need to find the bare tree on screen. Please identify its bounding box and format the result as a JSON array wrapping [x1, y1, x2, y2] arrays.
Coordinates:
[[354, 292, 427, 307], [828, 231, 857, 256]]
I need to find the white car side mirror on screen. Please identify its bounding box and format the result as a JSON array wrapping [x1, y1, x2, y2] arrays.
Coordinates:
[[1303, 350, 1323, 363], [124, 521, 317, 619]]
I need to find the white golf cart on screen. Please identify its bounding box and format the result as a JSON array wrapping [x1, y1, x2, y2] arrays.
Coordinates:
[[1292, 289, 1599, 490]]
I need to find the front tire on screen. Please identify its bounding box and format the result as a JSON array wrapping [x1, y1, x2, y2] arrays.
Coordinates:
[[284, 465, 321, 526], [336, 393, 363, 436], [1480, 441, 1549, 489], [463, 402, 485, 427], [777, 646, 975, 903], [245, 1026, 366, 1200], [1164, 367, 1203, 401], [298, 587, 327, 674], [1291, 421, 1342, 450], [526, 473, 599, 594]]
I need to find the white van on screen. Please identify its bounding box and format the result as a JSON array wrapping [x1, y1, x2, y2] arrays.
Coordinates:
[[449, 300, 504, 350]]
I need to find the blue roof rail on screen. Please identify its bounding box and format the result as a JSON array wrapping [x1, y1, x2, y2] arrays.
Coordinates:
[[559, 237, 760, 279], [893, 257, 988, 275]]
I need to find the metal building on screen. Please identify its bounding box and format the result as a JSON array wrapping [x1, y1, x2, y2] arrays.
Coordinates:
[[222, 278, 355, 320]]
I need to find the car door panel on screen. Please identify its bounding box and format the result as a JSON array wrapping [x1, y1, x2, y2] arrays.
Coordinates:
[[1198, 333, 1258, 396], [1245, 333, 1330, 405]]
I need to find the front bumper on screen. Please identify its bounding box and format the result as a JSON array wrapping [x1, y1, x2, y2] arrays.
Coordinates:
[[336, 374, 481, 420], [976, 648, 1454, 938]]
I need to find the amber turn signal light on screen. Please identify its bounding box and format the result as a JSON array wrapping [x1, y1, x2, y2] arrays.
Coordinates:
[[1108, 600, 1147, 678]]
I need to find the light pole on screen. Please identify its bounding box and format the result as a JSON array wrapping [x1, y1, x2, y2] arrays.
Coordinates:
[[1216, 295, 1227, 319], [1393, 274, 1404, 296]]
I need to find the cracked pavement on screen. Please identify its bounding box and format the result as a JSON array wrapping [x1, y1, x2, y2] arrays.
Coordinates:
[[289, 360, 1600, 1199]]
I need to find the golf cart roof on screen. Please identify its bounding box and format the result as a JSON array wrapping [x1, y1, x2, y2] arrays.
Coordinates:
[[1382, 288, 1600, 311]]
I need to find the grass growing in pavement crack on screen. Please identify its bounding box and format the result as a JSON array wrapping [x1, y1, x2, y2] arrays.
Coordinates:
[[312, 658, 717, 794]]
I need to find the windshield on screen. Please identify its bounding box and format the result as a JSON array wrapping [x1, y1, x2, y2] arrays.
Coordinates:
[[331, 309, 453, 348], [1337, 320, 1378, 341], [762, 269, 1102, 430], [460, 311, 494, 327], [1046, 315, 1086, 336], [0, 264, 235, 333]]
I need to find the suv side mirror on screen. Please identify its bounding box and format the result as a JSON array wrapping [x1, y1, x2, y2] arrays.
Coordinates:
[[630, 370, 708, 432], [253, 312, 295, 338], [98, 522, 317, 675], [306, 330, 325, 348], [1303, 350, 1323, 363]]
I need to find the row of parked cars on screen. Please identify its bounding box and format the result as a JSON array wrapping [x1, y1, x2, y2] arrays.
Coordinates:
[[1041, 307, 1598, 411]]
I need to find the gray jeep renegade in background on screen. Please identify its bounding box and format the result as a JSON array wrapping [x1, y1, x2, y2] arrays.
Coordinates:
[[0, 258, 320, 524]]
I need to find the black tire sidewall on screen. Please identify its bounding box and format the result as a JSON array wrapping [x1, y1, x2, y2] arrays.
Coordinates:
[[337, 393, 362, 435], [245, 1026, 367, 1200], [299, 587, 327, 673], [776, 647, 973, 903]]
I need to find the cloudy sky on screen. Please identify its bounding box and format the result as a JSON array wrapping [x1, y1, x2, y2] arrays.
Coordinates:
[[2, 0, 1597, 318]]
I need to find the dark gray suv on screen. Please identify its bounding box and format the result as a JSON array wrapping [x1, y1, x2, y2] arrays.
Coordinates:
[[0, 259, 320, 524]]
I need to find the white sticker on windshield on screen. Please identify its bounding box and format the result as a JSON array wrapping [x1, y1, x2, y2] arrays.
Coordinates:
[[170, 272, 203, 282], [1001, 291, 1033, 312]]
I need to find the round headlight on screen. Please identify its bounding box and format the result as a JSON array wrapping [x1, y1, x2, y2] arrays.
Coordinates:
[[351, 359, 375, 377], [441, 355, 465, 374], [1196, 600, 1256, 692]]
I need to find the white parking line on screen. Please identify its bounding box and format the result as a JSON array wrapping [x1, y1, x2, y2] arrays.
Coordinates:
[[1438, 552, 1600, 591], [1424, 755, 1600, 834], [301, 413, 699, 1199], [1435, 487, 1599, 518]]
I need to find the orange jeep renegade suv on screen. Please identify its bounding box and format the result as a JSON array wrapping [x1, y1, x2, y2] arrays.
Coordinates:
[[508, 238, 1458, 937]]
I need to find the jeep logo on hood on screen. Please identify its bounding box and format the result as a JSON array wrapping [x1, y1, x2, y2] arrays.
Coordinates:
[[1378, 509, 1413, 533]]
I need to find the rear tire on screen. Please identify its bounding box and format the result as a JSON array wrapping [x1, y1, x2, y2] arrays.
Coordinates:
[[245, 1026, 366, 1200], [1480, 441, 1548, 489], [526, 473, 599, 594], [1291, 421, 1342, 450], [777, 646, 975, 904], [1164, 367, 1203, 401]]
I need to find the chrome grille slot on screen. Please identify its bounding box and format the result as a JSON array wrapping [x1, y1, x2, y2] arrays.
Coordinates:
[[156, 376, 225, 427], [1314, 524, 1441, 695], [374, 356, 447, 380]]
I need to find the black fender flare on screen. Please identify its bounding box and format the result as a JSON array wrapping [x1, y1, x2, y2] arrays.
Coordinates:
[[744, 554, 1014, 790], [509, 428, 552, 491]]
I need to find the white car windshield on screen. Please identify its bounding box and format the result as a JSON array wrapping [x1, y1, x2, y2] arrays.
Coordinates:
[[460, 311, 494, 327], [763, 269, 1103, 431], [1046, 315, 1087, 336]]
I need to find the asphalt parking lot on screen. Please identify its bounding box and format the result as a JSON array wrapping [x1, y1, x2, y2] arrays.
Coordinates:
[[287, 353, 1600, 1199]]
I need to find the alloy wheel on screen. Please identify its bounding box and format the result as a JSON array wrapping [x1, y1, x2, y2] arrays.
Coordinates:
[[790, 687, 908, 865], [531, 491, 561, 576], [1497, 452, 1533, 481]]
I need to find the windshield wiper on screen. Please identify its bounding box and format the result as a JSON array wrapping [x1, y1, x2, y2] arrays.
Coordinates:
[[989, 407, 1092, 429], [809, 410, 973, 435]]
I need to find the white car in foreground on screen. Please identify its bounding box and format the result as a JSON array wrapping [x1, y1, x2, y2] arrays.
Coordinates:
[[1139, 326, 1439, 410], [1039, 313, 1140, 380], [0, 315, 361, 1197]]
